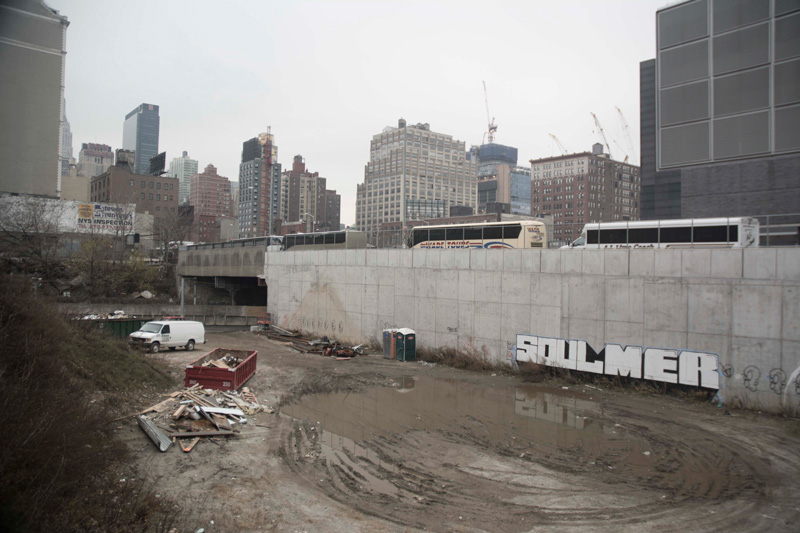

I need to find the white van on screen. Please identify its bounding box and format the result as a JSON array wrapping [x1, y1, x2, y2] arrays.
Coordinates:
[[129, 320, 205, 353]]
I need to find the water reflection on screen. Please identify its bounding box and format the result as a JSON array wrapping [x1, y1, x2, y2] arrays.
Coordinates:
[[282, 376, 642, 459]]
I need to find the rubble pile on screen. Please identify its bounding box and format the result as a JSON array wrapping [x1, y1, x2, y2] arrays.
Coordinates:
[[258, 328, 366, 359], [134, 384, 273, 453]]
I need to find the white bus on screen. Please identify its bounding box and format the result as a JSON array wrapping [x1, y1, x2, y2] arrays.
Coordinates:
[[564, 217, 759, 249], [410, 220, 547, 249]]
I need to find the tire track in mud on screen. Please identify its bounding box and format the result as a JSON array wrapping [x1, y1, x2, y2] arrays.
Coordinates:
[[278, 376, 791, 532]]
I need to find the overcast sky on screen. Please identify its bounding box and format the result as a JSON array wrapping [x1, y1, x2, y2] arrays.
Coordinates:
[[52, 0, 666, 226]]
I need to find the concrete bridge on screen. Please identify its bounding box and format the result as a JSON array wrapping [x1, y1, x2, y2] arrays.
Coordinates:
[[177, 242, 267, 305]]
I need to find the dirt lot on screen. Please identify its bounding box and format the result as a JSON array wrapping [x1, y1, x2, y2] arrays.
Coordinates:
[[122, 330, 800, 532]]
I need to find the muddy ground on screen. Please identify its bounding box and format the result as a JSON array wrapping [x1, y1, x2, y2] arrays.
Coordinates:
[[121, 330, 800, 532]]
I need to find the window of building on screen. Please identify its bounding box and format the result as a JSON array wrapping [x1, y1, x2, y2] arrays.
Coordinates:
[[130, 180, 134, 187], [140, 192, 145, 199], [141, 180, 146, 188], [149, 193, 153, 200], [157, 183, 161, 190], [149, 182, 154, 189]]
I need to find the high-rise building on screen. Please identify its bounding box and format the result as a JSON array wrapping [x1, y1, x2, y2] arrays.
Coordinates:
[[188, 164, 233, 242], [60, 98, 73, 175], [530, 143, 641, 247], [324, 189, 341, 231], [472, 143, 531, 215], [122, 103, 160, 175], [355, 119, 478, 245], [0, 0, 69, 197], [77, 143, 114, 179], [168, 151, 199, 204], [238, 131, 281, 238], [640, 0, 800, 221], [276, 155, 340, 231]]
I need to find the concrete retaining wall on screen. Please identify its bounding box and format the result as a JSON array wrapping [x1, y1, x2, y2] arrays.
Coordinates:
[[264, 248, 800, 413]]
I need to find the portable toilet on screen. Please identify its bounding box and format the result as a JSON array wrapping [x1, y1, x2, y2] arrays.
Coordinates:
[[382, 329, 397, 359], [395, 328, 416, 361]]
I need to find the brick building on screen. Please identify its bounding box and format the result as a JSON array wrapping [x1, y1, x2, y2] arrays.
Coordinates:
[[89, 163, 179, 229], [188, 164, 233, 242], [530, 143, 640, 247]]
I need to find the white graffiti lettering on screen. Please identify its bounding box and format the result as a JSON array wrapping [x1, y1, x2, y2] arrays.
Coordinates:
[[516, 334, 720, 389]]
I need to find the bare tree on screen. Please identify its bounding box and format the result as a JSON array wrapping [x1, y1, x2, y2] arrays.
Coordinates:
[[0, 196, 67, 286]]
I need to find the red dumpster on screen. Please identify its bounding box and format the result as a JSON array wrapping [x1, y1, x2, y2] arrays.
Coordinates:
[[184, 348, 257, 391]]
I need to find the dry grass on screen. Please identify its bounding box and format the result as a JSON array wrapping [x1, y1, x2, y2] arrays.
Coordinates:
[[0, 275, 181, 532]]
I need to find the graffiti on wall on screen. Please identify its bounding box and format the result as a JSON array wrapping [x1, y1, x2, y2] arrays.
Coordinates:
[[515, 334, 720, 389]]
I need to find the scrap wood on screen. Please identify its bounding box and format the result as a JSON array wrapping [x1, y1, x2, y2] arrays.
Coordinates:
[[242, 389, 258, 404], [211, 413, 233, 431], [181, 437, 200, 453], [136, 398, 175, 416], [171, 404, 187, 419], [210, 360, 231, 369], [168, 430, 234, 438]]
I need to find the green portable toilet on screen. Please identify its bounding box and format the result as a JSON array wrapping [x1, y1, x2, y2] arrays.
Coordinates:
[[395, 328, 416, 361]]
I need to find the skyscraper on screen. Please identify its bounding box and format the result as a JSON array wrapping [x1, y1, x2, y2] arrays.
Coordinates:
[[122, 103, 160, 175], [640, 0, 800, 221], [355, 119, 478, 245], [238, 131, 281, 238], [0, 0, 69, 197], [168, 151, 199, 205]]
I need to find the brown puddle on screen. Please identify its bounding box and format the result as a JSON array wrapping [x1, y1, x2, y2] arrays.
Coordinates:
[[282, 375, 755, 522], [283, 377, 656, 476]]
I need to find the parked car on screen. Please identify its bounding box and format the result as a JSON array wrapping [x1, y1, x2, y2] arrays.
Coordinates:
[[129, 320, 205, 353]]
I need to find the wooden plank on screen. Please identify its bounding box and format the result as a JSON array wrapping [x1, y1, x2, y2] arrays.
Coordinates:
[[168, 430, 234, 438], [136, 398, 174, 415], [171, 404, 187, 419], [181, 437, 200, 453]]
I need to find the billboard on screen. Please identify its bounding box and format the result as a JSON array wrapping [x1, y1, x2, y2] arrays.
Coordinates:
[[76, 202, 134, 233]]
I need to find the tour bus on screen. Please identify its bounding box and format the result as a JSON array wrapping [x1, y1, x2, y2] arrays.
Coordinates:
[[283, 230, 368, 251], [563, 217, 759, 249], [410, 220, 547, 249], [183, 231, 367, 252]]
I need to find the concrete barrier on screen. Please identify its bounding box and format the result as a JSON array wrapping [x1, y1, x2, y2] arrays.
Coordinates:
[[264, 247, 800, 414]]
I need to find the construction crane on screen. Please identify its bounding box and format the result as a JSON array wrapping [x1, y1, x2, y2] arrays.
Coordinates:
[[590, 112, 612, 159], [615, 106, 637, 165], [483, 81, 498, 144], [549, 133, 568, 155]]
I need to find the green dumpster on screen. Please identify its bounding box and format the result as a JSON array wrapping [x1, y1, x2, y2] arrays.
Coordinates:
[[97, 318, 150, 338], [395, 328, 416, 362]]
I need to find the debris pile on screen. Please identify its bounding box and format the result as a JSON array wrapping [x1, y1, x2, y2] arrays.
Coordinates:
[[134, 384, 273, 453], [81, 309, 132, 320], [258, 329, 366, 359]]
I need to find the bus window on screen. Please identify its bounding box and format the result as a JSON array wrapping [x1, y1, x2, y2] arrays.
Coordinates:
[[314, 234, 325, 245], [334, 232, 346, 244], [628, 228, 659, 244], [587, 230, 599, 244], [464, 227, 482, 240], [483, 226, 503, 239], [429, 228, 445, 241], [599, 229, 627, 244], [412, 230, 427, 247], [446, 227, 463, 240], [693, 225, 729, 243], [502, 225, 521, 239], [660, 227, 691, 242]]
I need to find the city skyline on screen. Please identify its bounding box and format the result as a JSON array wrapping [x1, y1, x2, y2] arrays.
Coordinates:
[[52, 0, 664, 226]]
